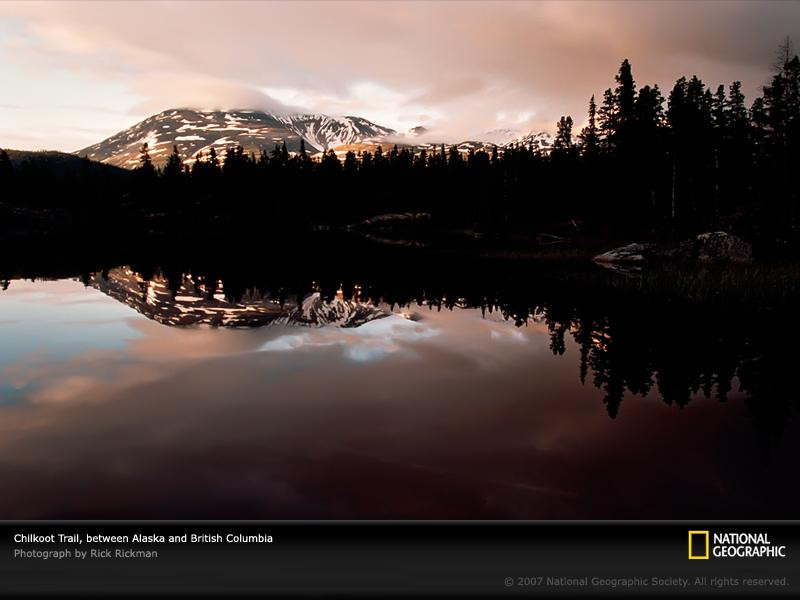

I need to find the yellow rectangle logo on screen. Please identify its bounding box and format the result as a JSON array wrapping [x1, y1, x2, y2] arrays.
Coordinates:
[[688, 530, 710, 560]]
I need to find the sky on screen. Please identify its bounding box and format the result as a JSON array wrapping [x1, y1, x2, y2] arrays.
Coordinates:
[[0, 0, 798, 152]]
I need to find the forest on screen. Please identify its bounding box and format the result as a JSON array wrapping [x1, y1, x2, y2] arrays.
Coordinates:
[[1, 41, 798, 255]]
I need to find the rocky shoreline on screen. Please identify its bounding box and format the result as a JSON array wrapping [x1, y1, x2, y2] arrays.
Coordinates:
[[594, 231, 752, 272]]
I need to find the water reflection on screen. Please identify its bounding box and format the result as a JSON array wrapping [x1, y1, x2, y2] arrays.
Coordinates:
[[0, 261, 798, 519], [72, 262, 800, 429]]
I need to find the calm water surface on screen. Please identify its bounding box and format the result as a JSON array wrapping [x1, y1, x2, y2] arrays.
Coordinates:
[[0, 273, 798, 519]]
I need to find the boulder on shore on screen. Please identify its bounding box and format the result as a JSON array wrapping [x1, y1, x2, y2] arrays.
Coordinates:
[[594, 231, 752, 270], [675, 231, 752, 262]]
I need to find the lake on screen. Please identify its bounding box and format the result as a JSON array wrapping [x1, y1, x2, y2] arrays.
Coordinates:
[[0, 253, 798, 519]]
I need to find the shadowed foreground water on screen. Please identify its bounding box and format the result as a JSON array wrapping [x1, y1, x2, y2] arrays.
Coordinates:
[[0, 275, 798, 519]]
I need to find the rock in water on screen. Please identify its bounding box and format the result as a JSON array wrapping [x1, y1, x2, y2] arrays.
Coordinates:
[[593, 243, 652, 264]]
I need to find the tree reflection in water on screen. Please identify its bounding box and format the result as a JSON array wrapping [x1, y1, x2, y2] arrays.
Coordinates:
[[1, 234, 798, 434]]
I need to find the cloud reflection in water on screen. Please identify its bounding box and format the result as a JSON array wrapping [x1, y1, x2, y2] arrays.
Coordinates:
[[0, 279, 798, 520]]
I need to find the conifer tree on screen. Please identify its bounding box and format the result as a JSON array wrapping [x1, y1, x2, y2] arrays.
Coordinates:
[[447, 145, 462, 166], [208, 147, 220, 172], [320, 149, 341, 174], [554, 116, 574, 150], [360, 150, 373, 170], [578, 95, 600, 155], [599, 59, 637, 145], [343, 150, 357, 175], [728, 82, 748, 129], [138, 143, 156, 177], [616, 59, 636, 122], [162, 145, 183, 179]]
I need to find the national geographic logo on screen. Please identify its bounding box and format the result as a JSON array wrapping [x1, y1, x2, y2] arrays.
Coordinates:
[[688, 531, 709, 560], [689, 530, 787, 560]]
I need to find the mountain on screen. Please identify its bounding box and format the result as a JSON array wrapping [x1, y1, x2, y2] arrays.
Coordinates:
[[479, 128, 523, 146], [414, 130, 552, 154], [506, 130, 552, 149], [275, 114, 395, 152], [322, 129, 553, 160], [77, 109, 397, 168], [76, 107, 553, 169]]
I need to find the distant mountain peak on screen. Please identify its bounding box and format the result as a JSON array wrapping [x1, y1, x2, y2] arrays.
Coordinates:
[[275, 113, 395, 152], [479, 128, 523, 145], [504, 130, 552, 148]]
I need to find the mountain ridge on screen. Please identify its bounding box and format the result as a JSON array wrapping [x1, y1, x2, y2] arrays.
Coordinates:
[[77, 109, 397, 168], [76, 108, 552, 168]]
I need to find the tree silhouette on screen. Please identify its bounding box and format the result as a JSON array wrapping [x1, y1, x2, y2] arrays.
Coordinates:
[[578, 95, 600, 155], [162, 145, 183, 180], [137, 143, 156, 177], [600, 58, 636, 149], [554, 115, 574, 151]]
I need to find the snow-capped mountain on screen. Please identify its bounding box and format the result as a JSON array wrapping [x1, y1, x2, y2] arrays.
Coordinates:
[[479, 128, 523, 146], [505, 130, 552, 149], [77, 107, 554, 169], [414, 130, 552, 154], [468, 129, 552, 149], [275, 114, 395, 152], [78, 109, 397, 168]]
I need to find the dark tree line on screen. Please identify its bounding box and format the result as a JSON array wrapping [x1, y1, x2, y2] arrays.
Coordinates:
[[2, 41, 798, 252]]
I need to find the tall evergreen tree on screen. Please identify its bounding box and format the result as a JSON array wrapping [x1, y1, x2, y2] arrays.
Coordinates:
[[599, 58, 637, 147], [616, 59, 636, 122], [554, 115, 574, 150], [578, 95, 600, 155]]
